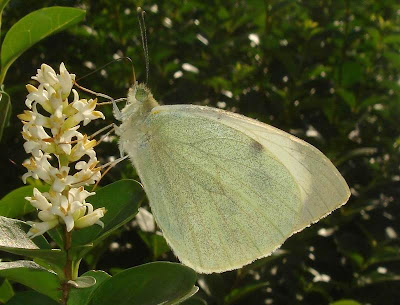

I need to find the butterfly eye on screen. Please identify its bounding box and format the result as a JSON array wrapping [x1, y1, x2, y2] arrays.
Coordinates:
[[135, 88, 148, 102]]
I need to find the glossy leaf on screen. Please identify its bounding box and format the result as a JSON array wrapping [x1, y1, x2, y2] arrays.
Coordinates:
[[0, 279, 13, 303], [0, 89, 10, 141], [68, 276, 96, 288], [67, 270, 111, 305], [0, 0, 10, 42], [0, 216, 66, 271], [6, 290, 59, 305], [0, 0, 10, 14], [0, 184, 49, 218], [0, 7, 85, 83], [88, 262, 197, 305], [181, 297, 208, 305], [330, 300, 362, 305], [164, 286, 199, 305], [0, 260, 61, 301]]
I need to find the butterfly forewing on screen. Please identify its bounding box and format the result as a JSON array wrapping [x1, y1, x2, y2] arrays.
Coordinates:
[[167, 105, 351, 233]]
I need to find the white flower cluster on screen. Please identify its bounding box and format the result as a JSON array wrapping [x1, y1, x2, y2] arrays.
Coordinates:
[[18, 63, 106, 238]]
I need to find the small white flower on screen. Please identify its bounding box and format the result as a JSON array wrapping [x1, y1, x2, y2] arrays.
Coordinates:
[[25, 188, 52, 211], [73, 158, 101, 187], [22, 151, 53, 183], [32, 64, 58, 87], [69, 135, 96, 162], [71, 98, 105, 126], [51, 166, 74, 193], [68, 186, 95, 203], [24, 124, 51, 141], [21, 124, 53, 157], [58, 62, 75, 99], [44, 83, 61, 110], [57, 126, 82, 155], [38, 210, 58, 222], [25, 84, 51, 112], [49, 105, 66, 137], [27, 219, 59, 238], [75, 207, 106, 229]]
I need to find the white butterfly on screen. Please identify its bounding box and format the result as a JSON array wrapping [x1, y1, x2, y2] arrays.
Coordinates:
[[114, 83, 350, 273]]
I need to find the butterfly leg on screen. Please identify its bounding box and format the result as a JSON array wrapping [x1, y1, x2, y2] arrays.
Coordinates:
[[92, 154, 130, 190], [112, 98, 123, 121]]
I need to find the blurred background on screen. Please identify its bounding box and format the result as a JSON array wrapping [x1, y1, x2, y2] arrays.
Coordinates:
[[1, 0, 400, 304]]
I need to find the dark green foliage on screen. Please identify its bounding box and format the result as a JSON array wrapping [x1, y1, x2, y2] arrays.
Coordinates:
[[0, 0, 399, 304]]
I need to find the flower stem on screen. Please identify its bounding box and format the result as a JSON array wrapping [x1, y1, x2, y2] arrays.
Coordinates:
[[61, 230, 73, 305]]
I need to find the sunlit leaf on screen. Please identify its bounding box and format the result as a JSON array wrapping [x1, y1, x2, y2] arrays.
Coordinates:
[[0, 7, 85, 82], [0, 216, 66, 272], [0, 260, 61, 301]]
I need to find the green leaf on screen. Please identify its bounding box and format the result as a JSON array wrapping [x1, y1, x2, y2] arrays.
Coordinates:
[[181, 296, 208, 305], [330, 300, 362, 305], [47, 226, 64, 248], [0, 261, 61, 301], [383, 34, 400, 45], [68, 276, 96, 289], [357, 270, 400, 286], [0, 0, 10, 13], [0, 185, 50, 218], [358, 95, 382, 111], [138, 231, 171, 259], [88, 262, 197, 305], [0, 216, 66, 272], [0, 88, 10, 141], [67, 270, 111, 305], [0, 279, 13, 303], [384, 51, 400, 69], [341, 61, 362, 87], [6, 290, 59, 305], [224, 282, 268, 305], [69, 180, 143, 247], [0, 7, 86, 83], [0, 0, 10, 35], [164, 286, 199, 305], [337, 88, 356, 109], [0, 216, 49, 250], [368, 246, 400, 266]]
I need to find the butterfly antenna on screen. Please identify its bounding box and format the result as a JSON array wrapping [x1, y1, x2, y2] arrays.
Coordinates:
[[73, 81, 114, 101], [137, 7, 149, 84], [76, 56, 135, 84]]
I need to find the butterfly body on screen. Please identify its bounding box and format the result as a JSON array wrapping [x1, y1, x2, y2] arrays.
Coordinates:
[[116, 83, 350, 273]]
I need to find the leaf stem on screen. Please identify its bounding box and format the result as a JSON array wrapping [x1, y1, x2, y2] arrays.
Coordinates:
[[61, 229, 73, 305]]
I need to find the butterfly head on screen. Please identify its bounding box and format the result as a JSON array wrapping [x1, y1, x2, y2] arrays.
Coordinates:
[[119, 82, 159, 121], [129, 83, 148, 103]]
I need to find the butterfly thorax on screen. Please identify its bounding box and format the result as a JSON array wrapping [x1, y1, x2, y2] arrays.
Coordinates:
[[117, 83, 159, 157]]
